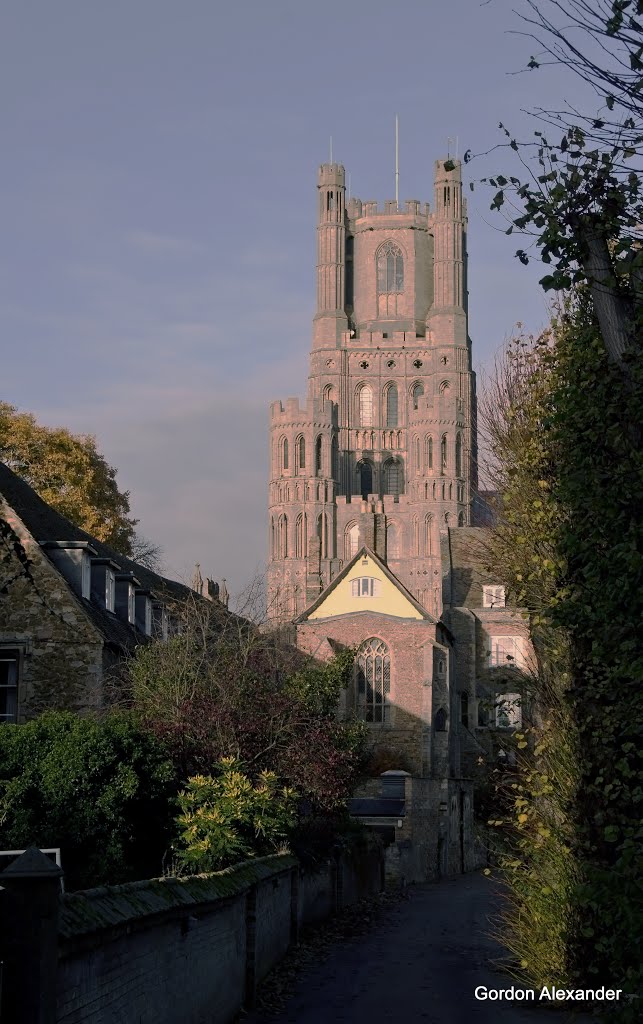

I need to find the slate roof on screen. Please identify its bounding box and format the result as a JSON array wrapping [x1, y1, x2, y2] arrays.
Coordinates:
[[348, 798, 405, 818], [0, 461, 232, 653]]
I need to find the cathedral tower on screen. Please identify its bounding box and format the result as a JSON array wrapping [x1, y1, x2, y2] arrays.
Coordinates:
[[268, 157, 476, 622]]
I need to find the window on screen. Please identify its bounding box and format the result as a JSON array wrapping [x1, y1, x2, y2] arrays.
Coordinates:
[[282, 437, 289, 471], [441, 433, 448, 471], [424, 514, 433, 555], [298, 436, 306, 470], [345, 522, 359, 560], [358, 385, 373, 426], [351, 577, 382, 597], [460, 692, 469, 729], [455, 433, 463, 477], [385, 384, 398, 427], [458, 511, 465, 527], [386, 521, 400, 559], [383, 459, 402, 496], [81, 554, 91, 599], [414, 436, 420, 472], [279, 514, 289, 558], [295, 513, 308, 558], [377, 241, 404, 293], [425, 435, 433, 470], [487, 635, 525, 669], [0, 649, 19, 724], [331, 436, 339, 480], [315, 435, 323, 476], [355, 638, 391, 723], [316, 513, 328, 558], [434, 707, 447, 732], [106, 571, 115, 613], [483, 585, 506, 608], [495, 693, 522, 729], [357, 459, 373, 499], [412, 381, 424, 410], [323, 383, 335, 404]]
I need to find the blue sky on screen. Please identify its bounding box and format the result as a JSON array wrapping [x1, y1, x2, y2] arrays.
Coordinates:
[[1, 1, 588, 600]]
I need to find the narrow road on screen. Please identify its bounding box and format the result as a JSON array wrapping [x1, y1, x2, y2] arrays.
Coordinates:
[[248, 874, 597, 1024]]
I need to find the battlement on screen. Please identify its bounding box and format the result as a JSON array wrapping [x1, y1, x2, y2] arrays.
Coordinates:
[[269, 397, 336, 425], [348, 198, 430, 219], [318, 163, 345, 186]]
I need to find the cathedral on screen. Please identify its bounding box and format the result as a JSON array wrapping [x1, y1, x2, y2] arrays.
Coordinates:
[[267, 156, 531, 882]]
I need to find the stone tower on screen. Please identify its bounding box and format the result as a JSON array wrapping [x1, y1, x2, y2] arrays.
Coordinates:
[[268, 157, 477, 622]]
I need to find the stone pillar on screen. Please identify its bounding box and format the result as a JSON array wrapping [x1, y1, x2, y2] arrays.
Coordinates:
[[0, 847, 63, 1024]]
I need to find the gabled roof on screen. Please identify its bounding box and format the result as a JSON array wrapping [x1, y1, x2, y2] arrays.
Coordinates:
[[0, 461, 235, 652], [294, 545, 437, 624]]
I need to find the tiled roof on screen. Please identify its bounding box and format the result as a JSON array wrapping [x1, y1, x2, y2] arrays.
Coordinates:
[[0, 461, 229, 652]]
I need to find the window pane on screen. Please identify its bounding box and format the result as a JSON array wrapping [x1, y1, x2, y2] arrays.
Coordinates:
[[386, 385, 398, 427]]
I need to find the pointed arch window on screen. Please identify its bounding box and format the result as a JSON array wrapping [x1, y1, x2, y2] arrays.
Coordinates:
[[424, 514, 433, 556], [315, 435, 323, 476], [425, 435, 433, 471], [412, 381, 424, 410], [386, 521, 400, 559], [357, 385, 373, 426], [414, 436, 421, 473], [441, 433, 448, 471], [323, 383, 335, 404], [385, 383, 398, 427], [295, 512, 308, 558], [316, 512, 329, 558], [345, 522, 360, 560], [279, 514, 288, 558], [355, 637, 391, 723], [331, 435, 339, 480], [298, 436, 306, 471], [282, 437, 289, 471], [357, 459, 373, 499], [377, 241, 404, 293], [383, 458, 402, 497], [458, 511, 465, 527], [455, 433, 462, 477]]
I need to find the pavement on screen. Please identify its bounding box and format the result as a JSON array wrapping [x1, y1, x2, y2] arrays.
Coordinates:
[[245, 873, 598, 1024]]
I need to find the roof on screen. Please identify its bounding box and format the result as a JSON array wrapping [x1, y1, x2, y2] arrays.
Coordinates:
[[348, 798, 405, 818], [294, 545, 437, 624], [0, 461, 233, 652]]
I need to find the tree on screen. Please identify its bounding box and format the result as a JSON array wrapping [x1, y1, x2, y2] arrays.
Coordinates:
[[0, 401, 137, 554], [471, 1, 643, 375]]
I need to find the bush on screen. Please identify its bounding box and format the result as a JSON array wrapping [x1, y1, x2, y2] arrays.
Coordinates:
[[0, 711, 178, 890]]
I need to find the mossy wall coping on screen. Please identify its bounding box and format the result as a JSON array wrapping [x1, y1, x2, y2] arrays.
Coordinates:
[[59, 853, 298, 941]]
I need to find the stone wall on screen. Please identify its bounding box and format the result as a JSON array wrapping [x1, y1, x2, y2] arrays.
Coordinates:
[[0, 845, 384, 1024]]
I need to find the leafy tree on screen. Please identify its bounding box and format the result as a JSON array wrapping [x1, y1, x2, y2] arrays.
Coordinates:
[[173, 758, 298, 872], [0, 711, 178, 890], [0, 401, 137, 554]]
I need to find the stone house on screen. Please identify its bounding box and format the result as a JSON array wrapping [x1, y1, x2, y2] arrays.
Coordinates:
[[0, 461, 219, 723]]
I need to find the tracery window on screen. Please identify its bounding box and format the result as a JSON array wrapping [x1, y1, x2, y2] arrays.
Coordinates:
[[385, 383, 398, 427], [355, 637, 391, 723], [377, 241, 404, 293], [383, 458, 402, 496]]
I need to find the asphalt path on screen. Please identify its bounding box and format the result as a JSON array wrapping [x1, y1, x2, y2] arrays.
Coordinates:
[[246, 873, 598, 1024]]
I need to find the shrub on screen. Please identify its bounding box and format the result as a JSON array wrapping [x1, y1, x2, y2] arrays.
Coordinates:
[[0, 711, 178, 890]]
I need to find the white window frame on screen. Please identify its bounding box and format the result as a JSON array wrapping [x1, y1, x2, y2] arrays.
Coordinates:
[[483, 584, 506, 608], [105, 570, 116, 613], [487, 635, 525, 669], [351, 577, 381, 598]]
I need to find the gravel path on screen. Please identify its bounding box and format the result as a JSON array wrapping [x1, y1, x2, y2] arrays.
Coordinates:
[[245, 873, 598, 1024]]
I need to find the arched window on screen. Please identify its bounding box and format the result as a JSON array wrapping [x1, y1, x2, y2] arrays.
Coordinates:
[[331, 435, 339, 480], [315, 435, 323, 476], [412, 381, 424, 410], [345, 522, 360, 560], [323, 383, 335, 403], [412, 515, 419, 556], [455, 433, 462, 477], [357, 459, 373, 499], [282, 437, 289, 471], [414, 436, 421, 473], [377, 241, 404, 293], [385, 383, 398, 427], [383, 458, 402, 496], [387, 521, 400, 559], [298, 436, 306, 470], [441, 433, 448, 471], [316, 513, 328, 558], [355, 637, 391, 723], [295, 513, 307, 558], [279, 514, 288, 558], [425, 435, 433, 471], [458, 511, 465, 527], [357, 385, 373, 426], [435, 708, 447, 732], [460, 693, 469, 728], [424, 514, 433, 555], [270, 517, 276, 558]]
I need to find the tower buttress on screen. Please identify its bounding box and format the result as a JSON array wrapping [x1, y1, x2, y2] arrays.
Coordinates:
[[427, 159, 468, 347], [313, 163, 348, 349]]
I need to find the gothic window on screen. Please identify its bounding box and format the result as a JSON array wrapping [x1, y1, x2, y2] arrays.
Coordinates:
[[435, 707, 447, 732], [331, 436, 339, 480], [357, 385, 373, 426], [316, 512, 329, 558], [424, 514, 433, 555], [455, 433, 462, 477], [385, 383, 398, 427], [460, 692, 469, 729], [412, 381, 424, 410], [323, 383, 335, 403], [376, 241, 404, 293], [281, 437, 289, 471], [357, 459, 373, 499], [345, 522, 360, 560], [383, 458, 402, 496], [425, 435, 433, 470], [327, 190, 334, 212], [270, 517, 276, 557], [441, 433, 448, 471], [412, 514, 419, 556], [279, 514, 288, 558], [295, 513, 308, 558], [298, 436, 306, 470], [355, 637, 391, 723], [386, 521, 400, 559], [315, 435, 323, 476], [439, 379, 451, 394], [458, 511, 465, 527], [414, 436, 420, 473]]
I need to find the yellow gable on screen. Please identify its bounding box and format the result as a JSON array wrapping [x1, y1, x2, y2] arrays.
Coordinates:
[[308, 553, 424, 620]]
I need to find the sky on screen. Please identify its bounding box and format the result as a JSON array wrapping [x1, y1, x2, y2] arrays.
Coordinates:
[[1, 0, 590, 602]]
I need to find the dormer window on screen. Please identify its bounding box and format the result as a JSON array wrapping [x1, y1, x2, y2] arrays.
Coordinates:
[[483, 585, 506, 608], [351, 577, 381, 598], [106, 571, 115, 613], [115, 573, 141, 625], [90, 558, 121, 613], [40, 541, 98, 599]]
